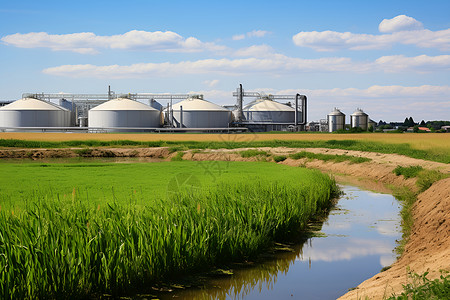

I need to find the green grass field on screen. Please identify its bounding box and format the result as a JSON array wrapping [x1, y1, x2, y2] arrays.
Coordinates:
[[0, 161, 338, 298]]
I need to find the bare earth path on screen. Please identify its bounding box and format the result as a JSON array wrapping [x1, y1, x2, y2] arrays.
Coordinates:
[[0, 146, 448, 299]]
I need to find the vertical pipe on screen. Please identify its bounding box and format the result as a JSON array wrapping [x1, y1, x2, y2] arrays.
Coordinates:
[[180, 105, 183, 128], [238, 84, 243, 123], [295, 94, 299, 126], [170, 97, 174, 128]]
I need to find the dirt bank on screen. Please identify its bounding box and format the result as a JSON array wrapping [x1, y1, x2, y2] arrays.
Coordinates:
[[1, 146, 448, 299]]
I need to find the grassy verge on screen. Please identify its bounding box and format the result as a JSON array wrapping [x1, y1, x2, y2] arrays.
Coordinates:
[[392, 168, 448, 256], [0, 161, 338, 298], [387, 270, 450, 299], [1, 138, 448, 163], [290, 151, 372, 164]]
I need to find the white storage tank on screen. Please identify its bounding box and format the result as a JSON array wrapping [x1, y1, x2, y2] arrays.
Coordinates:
[[241, 97, 299, 123], [350, 108, 369, 130], [88, 97, 161, 131], [327, 108, 346, 132], [0, 97, 71, 129], [167, 96, 231, 128]]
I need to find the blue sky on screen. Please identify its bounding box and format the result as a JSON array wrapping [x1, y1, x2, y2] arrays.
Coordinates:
[[1, 0, 449, 122]]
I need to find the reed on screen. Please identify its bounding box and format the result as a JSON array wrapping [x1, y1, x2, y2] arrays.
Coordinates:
[[0, 162, 338, 298]]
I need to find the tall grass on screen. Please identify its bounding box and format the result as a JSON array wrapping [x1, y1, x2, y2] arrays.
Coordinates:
[[0, 171, 338, 298], [290, 151, 371, 164]]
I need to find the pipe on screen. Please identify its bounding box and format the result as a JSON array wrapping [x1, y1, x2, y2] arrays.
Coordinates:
[[238, 84, 243, 123], [300, 95, 307, 126], [180, 105, 183, 128], [295, 95, 298, 126]]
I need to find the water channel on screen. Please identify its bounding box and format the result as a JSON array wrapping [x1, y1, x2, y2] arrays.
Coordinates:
[[158, 185, 401, 300]]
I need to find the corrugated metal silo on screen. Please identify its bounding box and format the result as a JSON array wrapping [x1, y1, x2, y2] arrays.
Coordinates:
[[350, 108, 369, 130], [0, 97, 71, 129], [88, 97, 161, 131], [241, 98, 298, 123], [168, 97, 231, 128], [327, 108, 346, 132]]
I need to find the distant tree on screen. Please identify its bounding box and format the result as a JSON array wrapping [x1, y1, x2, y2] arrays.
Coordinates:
[[378, 120, 386, 126], [408, 117, 415, 126], [420, 120, 426, 126], [403, 117, 410, 127], [413, 125, 419, 133]]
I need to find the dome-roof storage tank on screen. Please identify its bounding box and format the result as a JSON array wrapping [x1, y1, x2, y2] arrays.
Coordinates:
[[169, 96, 231, 128], [242, 97, 298, 123], [88, 97, 161, 132], [0, 97, 71, 130], [350, 108, 369, 130], [327, 108, 346, 132]]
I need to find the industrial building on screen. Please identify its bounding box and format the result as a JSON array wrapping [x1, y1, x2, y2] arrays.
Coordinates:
[[0, 97, 71, 129], [165, 96, 232, 128], [0, 84, 307, 133], [88, 97, 161, 132]]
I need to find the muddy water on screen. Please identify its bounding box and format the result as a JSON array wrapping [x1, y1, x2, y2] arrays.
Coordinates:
[[158, 185, 401, 300]]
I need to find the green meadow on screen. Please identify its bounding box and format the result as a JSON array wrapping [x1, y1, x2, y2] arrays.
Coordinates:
[[0, 161, 338, 298]]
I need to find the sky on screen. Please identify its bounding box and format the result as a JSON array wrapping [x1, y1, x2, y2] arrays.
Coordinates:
[[1, 0, 449, 122]]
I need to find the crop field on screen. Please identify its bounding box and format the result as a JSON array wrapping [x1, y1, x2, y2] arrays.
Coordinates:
[[1, 132, 449, 163], [0, 161, 338, 298]]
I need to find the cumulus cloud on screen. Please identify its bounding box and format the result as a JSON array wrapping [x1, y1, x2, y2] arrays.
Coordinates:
[[293, 15, 449, 51], [42, 54, 450, 78], [379, 15, 423, 33], [1, 30, 226, 54], [232, 30, 270, 40]]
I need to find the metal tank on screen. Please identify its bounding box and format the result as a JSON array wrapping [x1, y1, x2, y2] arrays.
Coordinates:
[[88, 97, 161, 132], [241, 97, 300, 123], [350, 108, 369, 130], [327, 108, 346, 132], [0, 97, 71, 129], [167, 96, 232, 128]]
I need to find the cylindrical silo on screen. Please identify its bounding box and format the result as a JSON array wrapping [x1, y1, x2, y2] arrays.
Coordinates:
[[167, 97, 232, 128], [88, 97, 161, 132], [241, 98, 300, 123], [327, 108, 346, 132], [0, 97, 71, 129], [350, 108, 369, 130]]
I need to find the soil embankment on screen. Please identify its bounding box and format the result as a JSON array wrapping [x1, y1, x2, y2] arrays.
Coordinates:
[[1, 146, 449, 299]]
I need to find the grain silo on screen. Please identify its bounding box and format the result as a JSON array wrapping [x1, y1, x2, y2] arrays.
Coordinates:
[[350, 108, 369, 130], [327, 108, 346, 132], [168, 96, 231, 128], [88, 97, 161, 131], [242, 97, 298, 123], [0, 97, 71, 129]]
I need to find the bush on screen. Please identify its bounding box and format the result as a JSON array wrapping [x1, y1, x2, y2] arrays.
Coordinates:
[[273, 155, 287, 162], [393, 166, 424, 179], [240, 149, 269, 158]]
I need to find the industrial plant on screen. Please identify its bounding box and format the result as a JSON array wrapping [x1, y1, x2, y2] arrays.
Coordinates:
[[0, 84, 308, 133], [0, 84, 376, 133]]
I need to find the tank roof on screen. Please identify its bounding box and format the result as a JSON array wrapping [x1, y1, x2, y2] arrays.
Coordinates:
[[243, 98, 295, 112], [0, 98, 69, 111], [171, 97, 229, 111], [351, 108, 368, 116], [90, 98, 158, 111], [328, 108, 345, 116]]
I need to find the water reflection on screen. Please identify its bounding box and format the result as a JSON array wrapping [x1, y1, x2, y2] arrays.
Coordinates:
[[157, 185, 401, 300]]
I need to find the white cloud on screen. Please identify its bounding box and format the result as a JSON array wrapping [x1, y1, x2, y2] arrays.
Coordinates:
[[232, 34, 245, 41], [292, 15, 449, 51], [42, 54, 450, 78], [1, 30, 226, 54], [234, 44, 275, 57], [379, 15, 424, 33], [298, 238, 393, 262], [203, 79, 219, 87], [232, 30, 270, 40]]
